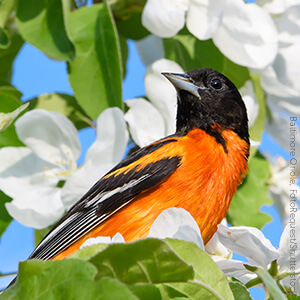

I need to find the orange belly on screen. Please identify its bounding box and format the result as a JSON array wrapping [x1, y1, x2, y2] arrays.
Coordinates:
[[53, 128, 249, 260]]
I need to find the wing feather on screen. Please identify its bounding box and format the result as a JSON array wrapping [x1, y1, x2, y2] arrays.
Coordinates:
[[29, 139, 181, 261]]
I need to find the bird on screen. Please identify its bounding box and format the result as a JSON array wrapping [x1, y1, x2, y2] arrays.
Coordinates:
[[26, 68, 250, 261]]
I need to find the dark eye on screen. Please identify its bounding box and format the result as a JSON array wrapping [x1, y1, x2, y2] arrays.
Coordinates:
[[211, 78, 223, 90]]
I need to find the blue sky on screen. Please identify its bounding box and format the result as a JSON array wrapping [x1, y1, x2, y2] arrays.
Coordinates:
[[0, 40, 288, 298]]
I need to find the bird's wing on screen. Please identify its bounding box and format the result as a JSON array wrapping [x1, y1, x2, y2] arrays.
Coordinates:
[[29, 138, 182, 260]]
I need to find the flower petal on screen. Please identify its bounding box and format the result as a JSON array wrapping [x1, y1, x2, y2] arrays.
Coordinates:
[[213, 257, 256, 283], [259, 43, 300, 97], [265, 112, 300, 153], [217, 224, 279, 268], [278, 210, 300, 272], [135, 35, 164, 66], [173, 225, 204, 249], [125, 98, 166, 147], [85, 107, 128, 167], [15, 109, 81, 166], [0, 147, 58, 198], [61, 160, 99, 209], [79, 233, 125, 249], [61, 108, 128, 209], [274, 43, 300, 95], [259, 66, 299, 98], [239, 80, 259, 128], [213, 0, 278, 69], [205, 219, 230, 258], [145, 59, 182, 134], [267, 94, 300, 116], [186, 0, 226, 40], [148, 207, 204, 249], [5, 186, 64, 229], [275, 5, 300, 46], [142, 0, 188, 38], [257, 0, 287, 14], [267, 156, 297, 225]]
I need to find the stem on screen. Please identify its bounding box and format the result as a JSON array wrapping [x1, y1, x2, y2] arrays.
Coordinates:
[[268, 260, 278, 277], [245, 276, 262, 289], [77, 114, 96, 129], [0, 272, 17, 278], [276, 271, 300, 282]]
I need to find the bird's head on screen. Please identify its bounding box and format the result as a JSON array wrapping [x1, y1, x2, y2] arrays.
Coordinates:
[[163, 68, 249, 146]]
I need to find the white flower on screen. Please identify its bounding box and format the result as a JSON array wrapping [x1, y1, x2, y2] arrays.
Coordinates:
[[259, 43, 300, 98], [135, 35, 164, 66], [142, 0, 226, 40], [257, 0, 287, 15], [125, 58, 182, 147], [274, 5, 300, 47], [142, 0, 189, 38], [61, 107, 129, 209], [239, 80, 259, 128], [215, 212, 300, 293], [213, 0, 278, 69], [186, 0, 227, 40], [142, 0, 278, 69], [148, 207, 204, 249], [266, 156, 299, 225], [264, 112, 300, 154], [0, 108, 128, 229], [205, 218, 230, 258], [79, 233, 125, 249]]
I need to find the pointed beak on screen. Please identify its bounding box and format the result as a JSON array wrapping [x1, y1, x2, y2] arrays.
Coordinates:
[[162, 72, 201, 99]]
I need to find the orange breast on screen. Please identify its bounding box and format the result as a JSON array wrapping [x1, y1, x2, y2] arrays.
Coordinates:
[[53, 128, 249, 260]]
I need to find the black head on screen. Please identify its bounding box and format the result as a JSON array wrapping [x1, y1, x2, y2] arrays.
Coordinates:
[[162, 68, 249, 145]]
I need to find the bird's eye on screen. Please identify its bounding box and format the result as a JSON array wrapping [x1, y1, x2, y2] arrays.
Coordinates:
[[211, 78, 223, 90]]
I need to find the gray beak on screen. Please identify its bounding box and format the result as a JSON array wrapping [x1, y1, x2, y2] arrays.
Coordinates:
[[162, 72, 201, 99]]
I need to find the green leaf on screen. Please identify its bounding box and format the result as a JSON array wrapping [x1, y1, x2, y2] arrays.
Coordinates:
[[167, 239, 234, 300], [89, 238, 194, 284], [158, 281, 226, 300], [116, 11, 149, 40], [249, 72, 267, 151], [227, 152, 272, 229], [67, 2, 123, 120], [93, 277, 138, 300], [129, 284, 162, 300], [0, 31, 23, 83], [0, 92, 24, 147], [0, 102, 28, 131], [0, 27, 10, 49], [119, 34, 128, 78], [0, 0, 17, 27], [287, 295, 300, 300], [229, 282, 253, 300], [68, 243, 108, 261], [1, 259, 138, 300], [244, 265, 286, 300], [1, 259, 96, 299], [0, 190, 12, 237], [164, 33, 223, 72], [222, 58, 250, 89], [0, 85, 22, 98], [164, 31, 250, 89], [29, 93, 92, 129], [16, 0, 74, 61]]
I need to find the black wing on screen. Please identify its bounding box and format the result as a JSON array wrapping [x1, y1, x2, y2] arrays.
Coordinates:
[[29, 138, 181, 261]]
